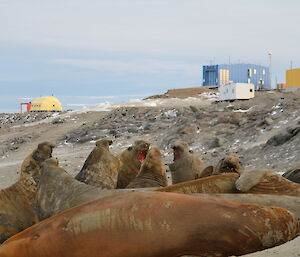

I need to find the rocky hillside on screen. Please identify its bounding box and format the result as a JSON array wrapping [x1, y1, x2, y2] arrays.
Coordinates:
[[0, 89, 299, 188]]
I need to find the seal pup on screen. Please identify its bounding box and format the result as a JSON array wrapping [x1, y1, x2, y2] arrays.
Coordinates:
[[126, 145, 168, 188], [235, 169, 300, 196], [0, 142, 54, 243], [75, 139, 120, 189], [282, 166, 300, 184], [0, 191, 298, 257], [212, 153, 244, 175], [116, 140, 150, 188], [169, 141, 211, 184]]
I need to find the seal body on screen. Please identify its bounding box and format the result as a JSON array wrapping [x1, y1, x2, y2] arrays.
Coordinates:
[[117, 140, 150, 188], [236, 169, 300, 196], [212, 153, 244, 175], [0, 142, 54, 243], [0, 191, 298, 257], [157, 173, 239, 194], [169, 141, 208, 184], [126, 146, 168, 188], [282, 166, 300, 184], [75, 139, 120, 189]]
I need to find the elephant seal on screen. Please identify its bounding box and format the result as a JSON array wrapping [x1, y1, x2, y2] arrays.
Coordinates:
[[282, 166, 300, 184], [37, 158, 149, 220], [194, 193, 300, 220], [157, 172, 239, 194], [116, 140, 150, 188], [212, 153, 244, 175], [126, 145, 168, 188], [169, 141, 212, 184], [0, 191, 298, 257], [75, 139, 120, 189], [20, 141, 55, 182], [0, 142, 54, 243], [235, 169, 300, 196]]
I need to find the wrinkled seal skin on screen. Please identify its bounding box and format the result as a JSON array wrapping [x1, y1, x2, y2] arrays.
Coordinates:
[[169, 141, 209, 184], [0, 142, 54, 243], [282, 166, 300, 184], [37, 158, 103, 220], [157, 173, 239, 194], [37, 158, 150, 220], [126, 146, 168, 188], [236, 169, 300, 196], [117, 140, 150, 189], [75, 139, 120, 189], [0, 191, 298, 257], [194, 193, 300, 220], [212, 153, 244, 175]]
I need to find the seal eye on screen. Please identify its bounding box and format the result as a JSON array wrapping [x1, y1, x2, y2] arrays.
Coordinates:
[[127, 146, 133, 151]]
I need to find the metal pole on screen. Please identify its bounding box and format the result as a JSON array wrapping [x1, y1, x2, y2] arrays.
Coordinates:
[[268, 52, 272, 89]]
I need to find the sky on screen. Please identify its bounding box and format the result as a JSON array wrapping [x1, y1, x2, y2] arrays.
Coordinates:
[[0, 0, 299, 113]]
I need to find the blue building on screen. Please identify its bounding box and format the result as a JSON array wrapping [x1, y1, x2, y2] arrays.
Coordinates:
[[202, 63, 270, 90]]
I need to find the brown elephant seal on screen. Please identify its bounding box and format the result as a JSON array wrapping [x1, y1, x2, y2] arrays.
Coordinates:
[[157, 172, 239, 194], [20, 141, 55, 182], [116, 140, 150, 188], [169, 141, 212, 184], [126, 145, 168, 188], [282, 166, 300, 184], [0, 191, 298, 257], [75, 139, 120, 189], [37, 158, 103, 220], [0, 142, 54, 243], [212, 153, 244, 175], [37, 158, 148, 220], [235, 169, 300, 196]]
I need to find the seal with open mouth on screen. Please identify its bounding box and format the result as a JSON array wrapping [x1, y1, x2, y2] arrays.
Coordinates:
[[169, 141, 212, 184], [126, 145, 168, 188], [116, 140, 150, 188]]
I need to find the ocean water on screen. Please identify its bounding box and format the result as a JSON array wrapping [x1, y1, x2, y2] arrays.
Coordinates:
[[0, 94, 149, 114]]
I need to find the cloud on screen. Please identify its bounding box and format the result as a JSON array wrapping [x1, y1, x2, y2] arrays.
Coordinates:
[[51, 58, 200, 75]]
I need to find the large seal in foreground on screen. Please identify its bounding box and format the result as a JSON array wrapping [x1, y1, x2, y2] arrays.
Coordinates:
[[126, 145, 168, 188], [0, 142, 54, 243], [116, 140, 150, 188], [0, 191, 298, 257], [169, 141, 211, 184], [75, 139, 120, 189]]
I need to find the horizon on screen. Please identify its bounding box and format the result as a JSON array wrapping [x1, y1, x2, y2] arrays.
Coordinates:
[[1, 0, 299, 113]]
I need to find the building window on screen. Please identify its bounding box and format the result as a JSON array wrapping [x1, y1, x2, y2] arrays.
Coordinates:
[[254, 69, 256, 74], [263, 69, 265, 75]]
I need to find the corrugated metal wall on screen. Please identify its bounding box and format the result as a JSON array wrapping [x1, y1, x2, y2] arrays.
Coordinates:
[[203, 64, 270, 89]]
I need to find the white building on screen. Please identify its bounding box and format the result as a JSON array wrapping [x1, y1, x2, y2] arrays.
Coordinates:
[[219, 83, 255, 101]]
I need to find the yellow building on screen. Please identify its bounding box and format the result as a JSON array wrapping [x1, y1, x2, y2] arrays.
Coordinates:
[[286, 68, 300, 88], [30, 96, 62, 112]]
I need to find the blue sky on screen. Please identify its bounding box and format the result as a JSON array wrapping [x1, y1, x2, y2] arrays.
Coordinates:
[[0, 0, 299, 113]]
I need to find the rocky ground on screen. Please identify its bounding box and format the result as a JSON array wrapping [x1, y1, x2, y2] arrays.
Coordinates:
[[0, 88, 299, 256]]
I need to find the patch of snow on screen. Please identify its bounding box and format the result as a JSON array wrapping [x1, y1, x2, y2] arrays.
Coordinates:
[[233, 107, 254, 113], [164, 110, 177, 117]]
